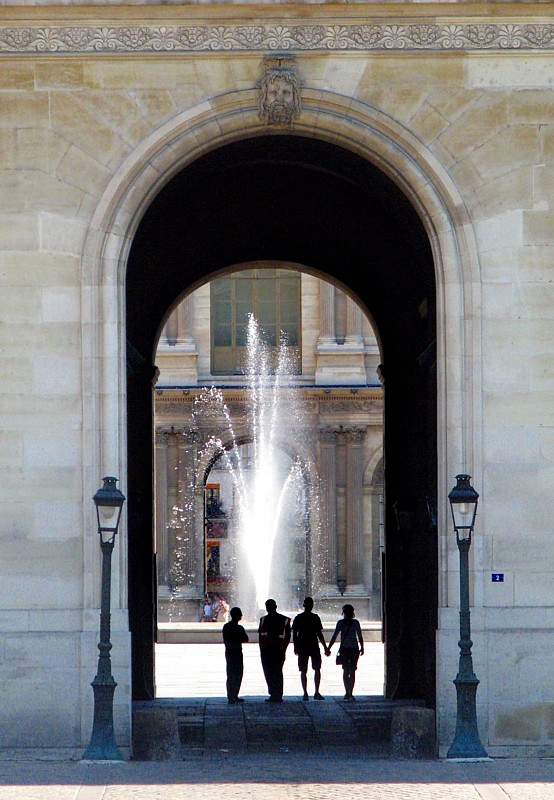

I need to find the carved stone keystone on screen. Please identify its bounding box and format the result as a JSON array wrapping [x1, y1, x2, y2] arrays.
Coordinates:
[[257, 55, 302, 126]]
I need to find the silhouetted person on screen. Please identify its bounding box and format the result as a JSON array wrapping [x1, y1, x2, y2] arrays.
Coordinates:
[[327, 604, 364, 701], [258, 598, 291, 702], [222, 606, 249, 704], [292, 597, 329, 701]]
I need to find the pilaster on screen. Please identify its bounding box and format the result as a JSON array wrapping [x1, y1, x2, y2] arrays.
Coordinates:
[[155, 429, 170, 593], [346, 426, 366, 589], [318, 426, 339, 590], [174, 429, 198, 596]]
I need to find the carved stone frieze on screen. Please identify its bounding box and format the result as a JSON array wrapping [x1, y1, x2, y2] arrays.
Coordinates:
[[257, 55, 302, 126], [320, 400, 382, 414], [157, 402, 194, 415], [1, 23, 553, 54]]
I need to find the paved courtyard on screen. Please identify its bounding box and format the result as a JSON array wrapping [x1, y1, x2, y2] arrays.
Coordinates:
[[155, 642, 385, 698], [1, 643, 549, 798], [0, 753, 552, 799]]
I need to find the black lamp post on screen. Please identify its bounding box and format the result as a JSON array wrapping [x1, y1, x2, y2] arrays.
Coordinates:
[[447, 474, 489, 760], [83, 476, 125, 761]]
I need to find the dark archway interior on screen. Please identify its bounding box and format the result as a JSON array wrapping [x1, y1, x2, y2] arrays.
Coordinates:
[[126, 135, 437, 705]]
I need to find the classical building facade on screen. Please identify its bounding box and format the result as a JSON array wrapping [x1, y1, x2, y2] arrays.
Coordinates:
[[0, 0, 553, 759], [154, 273, 384, 621]]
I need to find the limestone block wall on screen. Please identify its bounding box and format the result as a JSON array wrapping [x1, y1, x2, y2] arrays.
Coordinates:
[[0, 2, 553, 753]]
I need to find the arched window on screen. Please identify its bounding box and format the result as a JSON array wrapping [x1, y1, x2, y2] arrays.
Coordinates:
[[210, 267, 301, 375]]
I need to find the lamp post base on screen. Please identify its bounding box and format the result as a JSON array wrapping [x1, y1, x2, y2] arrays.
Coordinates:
[[447, 757, 493, 762], [83, 678, 123, 761], [446, 676, 489, 761]]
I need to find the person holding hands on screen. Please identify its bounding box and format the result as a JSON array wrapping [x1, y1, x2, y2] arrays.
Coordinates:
[[292, 597, 329, 701], [327, 604, 364, 701]]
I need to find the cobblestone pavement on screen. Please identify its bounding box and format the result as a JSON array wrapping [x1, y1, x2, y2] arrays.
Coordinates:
[[0, 753, 551, 800]]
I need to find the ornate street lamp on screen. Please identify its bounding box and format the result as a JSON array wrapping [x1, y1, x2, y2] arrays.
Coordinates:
[[83, 477, 125, 761], [447, 474, 489, 760]]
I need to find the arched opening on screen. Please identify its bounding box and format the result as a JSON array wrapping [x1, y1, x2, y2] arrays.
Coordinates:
[[153, 266, 385, 703], [125, 133, 437, 707]]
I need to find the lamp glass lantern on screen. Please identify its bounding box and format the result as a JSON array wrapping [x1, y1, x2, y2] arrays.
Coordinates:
[[94, 476, 125, 544], [448, 474, 478, 542]]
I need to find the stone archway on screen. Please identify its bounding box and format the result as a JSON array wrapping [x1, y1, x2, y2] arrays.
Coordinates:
[[82, 89, 482, 721], [83, 86, 481, 511]]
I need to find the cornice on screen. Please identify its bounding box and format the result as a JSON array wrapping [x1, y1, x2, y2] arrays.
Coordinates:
[[1, 5, 552, 20], [0, 5, 553, 53]]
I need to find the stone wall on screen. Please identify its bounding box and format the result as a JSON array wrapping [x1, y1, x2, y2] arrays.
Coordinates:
[[0, 2, 553, 754]]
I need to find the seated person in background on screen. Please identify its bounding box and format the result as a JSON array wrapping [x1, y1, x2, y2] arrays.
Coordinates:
[[200, 595, 212, 622], [210, 594, 222, 621]]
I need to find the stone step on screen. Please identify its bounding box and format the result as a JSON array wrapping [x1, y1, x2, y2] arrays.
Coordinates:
[[337, 696, 426, 745], [133, 696, 427, 757]]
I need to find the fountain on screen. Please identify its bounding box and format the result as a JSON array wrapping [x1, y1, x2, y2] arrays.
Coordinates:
[[194, 315, 315, 617]]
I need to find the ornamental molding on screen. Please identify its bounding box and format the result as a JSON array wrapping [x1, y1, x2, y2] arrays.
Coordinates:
[[1, 22, 554, 54], [157, 402, 194, 416]]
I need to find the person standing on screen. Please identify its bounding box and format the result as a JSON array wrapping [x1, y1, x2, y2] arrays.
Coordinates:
[[222, 606, 249, 704], [258, 598, 291, 702], [292, 597, 329, 701], [327, 604, 364, 701]]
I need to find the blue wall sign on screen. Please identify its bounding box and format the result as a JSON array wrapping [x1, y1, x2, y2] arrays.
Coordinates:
[[491, 573, 504, 582]]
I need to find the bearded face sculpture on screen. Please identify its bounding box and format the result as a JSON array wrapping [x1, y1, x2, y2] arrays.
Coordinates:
[[257, 58, 302, 126]]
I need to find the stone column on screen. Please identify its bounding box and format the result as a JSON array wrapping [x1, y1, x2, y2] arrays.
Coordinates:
[[165, 310, 178, 346], [345, 297, 364, 347], [166, 428, 179, 587], [176, 294, 197, 352], [317, 282, 336, 348], [318, 427, 339, 588], [346, 426, 366, 588], [194, 487, 206, 597], [155, 429, 170, 592]]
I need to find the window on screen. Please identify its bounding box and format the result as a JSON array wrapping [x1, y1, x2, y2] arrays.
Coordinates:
[[211, 268, 301, 375]]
